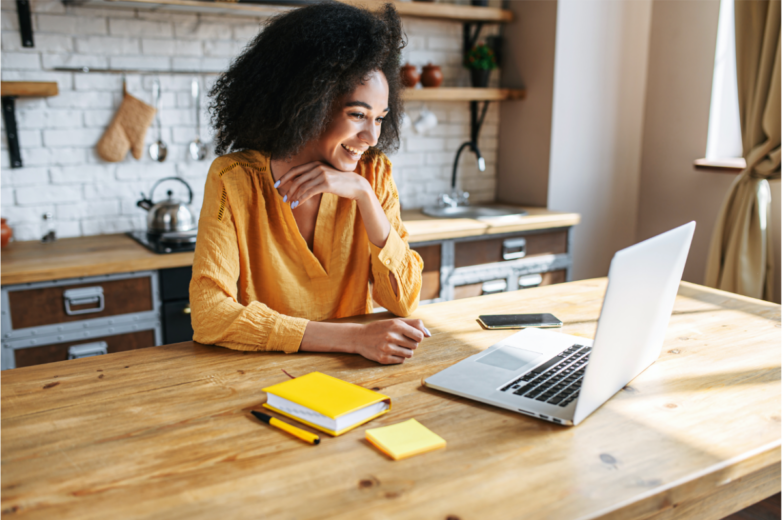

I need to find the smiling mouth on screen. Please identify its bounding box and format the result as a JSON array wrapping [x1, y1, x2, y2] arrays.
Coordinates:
[[341, 144, 365, 159]]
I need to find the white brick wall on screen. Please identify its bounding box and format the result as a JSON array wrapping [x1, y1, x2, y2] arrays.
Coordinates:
[[1, 0, 501, 242]]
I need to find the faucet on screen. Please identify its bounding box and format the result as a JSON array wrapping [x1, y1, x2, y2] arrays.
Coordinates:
[[438, 141, 485, 208]]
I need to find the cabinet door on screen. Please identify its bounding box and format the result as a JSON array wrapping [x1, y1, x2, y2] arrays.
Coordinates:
[[410, 244, 441, 301], [162, 300, 194, 344], [13, 330, 156, 369]]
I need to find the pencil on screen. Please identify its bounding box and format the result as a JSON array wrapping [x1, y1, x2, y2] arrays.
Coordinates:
[[251, 410, 321, 445]]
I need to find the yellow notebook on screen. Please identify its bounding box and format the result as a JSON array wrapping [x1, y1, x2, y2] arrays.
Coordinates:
[[262, 372, 391, 436], [365, 419, 446, 460]]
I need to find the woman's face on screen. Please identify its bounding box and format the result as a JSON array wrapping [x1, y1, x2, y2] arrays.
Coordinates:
[[312, 70, 389, 172]]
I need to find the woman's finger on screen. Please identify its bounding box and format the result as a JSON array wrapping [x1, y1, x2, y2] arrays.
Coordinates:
[[382, 355, 406, 365], [388, 331, 419, 351], [396, 320, 426, 342], [388, 344, 414, 359], [290, 178, 327, 206], [400, 318, 431, 338], [277, 161, 324, 189], [281, 168, 322, 200]]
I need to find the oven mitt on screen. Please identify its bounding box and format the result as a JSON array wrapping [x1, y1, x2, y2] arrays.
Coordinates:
[[96, 93, 156, 162]]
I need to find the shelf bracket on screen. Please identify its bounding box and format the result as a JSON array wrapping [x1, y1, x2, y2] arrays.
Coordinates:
[[2, 97, 23, 168], [463, 21, 484, 60], [470, 100, 490, 143], [16, 0, 34, 48]]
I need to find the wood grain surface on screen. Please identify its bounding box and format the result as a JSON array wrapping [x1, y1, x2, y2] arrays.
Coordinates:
[[94, 0, 513, 22], [402, 87, 526, 102], [2, 280, 779, 520], [0, 208, 579, 286], [0, 82, 58, 98], [400, 207, 581, 243]]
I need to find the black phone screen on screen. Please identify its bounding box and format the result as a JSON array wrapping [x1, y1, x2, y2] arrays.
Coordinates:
[[478, 313, 562, 329]]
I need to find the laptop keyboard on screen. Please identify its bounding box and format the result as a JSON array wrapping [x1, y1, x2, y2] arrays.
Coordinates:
[[500, 344, 591, 407]]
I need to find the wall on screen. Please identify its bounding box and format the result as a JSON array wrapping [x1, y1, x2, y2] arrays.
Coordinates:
[[636, 0, 724, 286], [546, 0, 653, 280], [0, 0, 500, 241], [496, 0, 558, 208]]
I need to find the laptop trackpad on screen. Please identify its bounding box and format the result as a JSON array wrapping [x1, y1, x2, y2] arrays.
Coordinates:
[[476, 346, 543, 371]]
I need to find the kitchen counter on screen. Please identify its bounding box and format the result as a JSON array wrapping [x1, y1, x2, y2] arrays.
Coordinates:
[[0, 207, 580, 285]]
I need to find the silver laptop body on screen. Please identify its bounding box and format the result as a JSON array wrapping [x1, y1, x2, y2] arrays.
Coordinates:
[[424, 222, 696, 426]]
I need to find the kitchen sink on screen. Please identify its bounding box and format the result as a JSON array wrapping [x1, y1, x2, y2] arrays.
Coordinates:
[[421, 204, 528, 220]]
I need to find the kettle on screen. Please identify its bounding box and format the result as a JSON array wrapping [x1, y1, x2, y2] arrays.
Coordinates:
[[137, 177, 197, 234]]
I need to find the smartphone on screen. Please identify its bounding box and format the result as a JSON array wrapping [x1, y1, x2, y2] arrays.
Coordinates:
[[477, 313, 563, 330]]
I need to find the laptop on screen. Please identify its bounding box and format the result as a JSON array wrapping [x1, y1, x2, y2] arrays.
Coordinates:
[[424, 222, 696, 426]]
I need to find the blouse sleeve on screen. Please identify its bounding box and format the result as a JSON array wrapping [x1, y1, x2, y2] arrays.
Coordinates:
[[368, 157, 424, 316], [189, 163, 308, 353]]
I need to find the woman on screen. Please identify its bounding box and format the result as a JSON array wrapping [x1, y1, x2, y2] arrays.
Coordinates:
[[190, 2, 428, 365]]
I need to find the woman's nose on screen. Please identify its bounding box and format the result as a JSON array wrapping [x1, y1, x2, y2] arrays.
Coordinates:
[[359, 120, 380, 146]]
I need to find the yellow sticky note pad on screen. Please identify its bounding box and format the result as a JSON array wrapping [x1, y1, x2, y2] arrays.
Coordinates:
[[365, 419, 446, 461]]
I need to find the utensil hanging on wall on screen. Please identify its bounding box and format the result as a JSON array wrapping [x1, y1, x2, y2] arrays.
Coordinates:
[[189, 79, 207, 161], [148, 80, 168, 162]]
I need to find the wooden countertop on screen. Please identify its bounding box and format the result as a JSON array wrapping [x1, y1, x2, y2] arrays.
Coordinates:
[[1, 280, 779, 519], [0, 207, 580, 286], [400, 206, 580, 243]]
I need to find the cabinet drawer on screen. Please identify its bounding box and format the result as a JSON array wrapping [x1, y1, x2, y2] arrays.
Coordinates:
[[411, 244, 441, 301], [13, 329, 156, 369], [7, 276, 153, 330], [454, 231, 568, 268], [453, 270, 568, 300]]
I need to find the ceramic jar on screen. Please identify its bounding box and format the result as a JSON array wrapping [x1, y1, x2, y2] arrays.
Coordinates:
[[400, 63, 419, 88], [420, 63, 443, 88], [1, 218, 12, 248]]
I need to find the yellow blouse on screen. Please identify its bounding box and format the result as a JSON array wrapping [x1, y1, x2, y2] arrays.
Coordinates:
[[189, 149, 423, 353]]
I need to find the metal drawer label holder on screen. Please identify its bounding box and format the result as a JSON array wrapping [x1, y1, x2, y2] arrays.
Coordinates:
[[502, 237, 527, 260], [68, 341, 108, 359], [63, 287, 105, 315]]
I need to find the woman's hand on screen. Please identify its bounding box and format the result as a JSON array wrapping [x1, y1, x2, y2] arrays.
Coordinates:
[[354, 318, 431, 365], [300, 319, 432, 365], [276, 161, 370, 209], [275, 160, 392, 249]]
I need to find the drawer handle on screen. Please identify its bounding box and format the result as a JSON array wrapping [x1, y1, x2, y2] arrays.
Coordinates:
[[68, 341, 108, 360], [481, 280, 507, 295], [182, 305, 191, 315], [519, 274, 543, 288], [63, 287, 105, 316], [502, 238, 527, 260]]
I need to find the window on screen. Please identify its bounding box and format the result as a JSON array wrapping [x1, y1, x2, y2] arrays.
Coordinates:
[[705, 0, 742, 161]]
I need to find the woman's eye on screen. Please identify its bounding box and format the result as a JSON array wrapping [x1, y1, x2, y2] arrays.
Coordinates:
[[375, 117, 385, 124], [349, 112, 365, 119]]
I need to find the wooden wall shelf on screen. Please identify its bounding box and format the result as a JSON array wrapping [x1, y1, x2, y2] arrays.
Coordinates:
[[0, 81, 59, 98], [403, 87, 526, 102], [62, 0, 513, 22]]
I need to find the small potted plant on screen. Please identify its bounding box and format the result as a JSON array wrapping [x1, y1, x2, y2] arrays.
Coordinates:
[[464, 42, 498, 88]]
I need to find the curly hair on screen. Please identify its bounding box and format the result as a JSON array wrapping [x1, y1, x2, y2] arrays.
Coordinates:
[[209, 1, 405, 159]]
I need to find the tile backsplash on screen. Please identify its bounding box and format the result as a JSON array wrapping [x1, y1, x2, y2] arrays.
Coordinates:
[[1, 0, 500, 241]]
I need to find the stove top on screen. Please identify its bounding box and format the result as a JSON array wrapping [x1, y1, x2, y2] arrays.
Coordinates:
[[127, 230, 197, 254]]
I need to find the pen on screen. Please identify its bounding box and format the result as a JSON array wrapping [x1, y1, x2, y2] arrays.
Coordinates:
[[251, 411, 321, 445]]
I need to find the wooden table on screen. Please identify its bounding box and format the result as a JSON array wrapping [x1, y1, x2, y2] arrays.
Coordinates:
[[2, 280, 779, 519]]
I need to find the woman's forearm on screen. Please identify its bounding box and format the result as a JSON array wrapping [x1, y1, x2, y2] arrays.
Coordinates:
[[356, 184, 391, 249], [299, 321, 362, 353]]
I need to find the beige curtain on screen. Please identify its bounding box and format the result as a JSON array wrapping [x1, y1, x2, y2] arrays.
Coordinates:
[[705, 0, 781, 301]]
